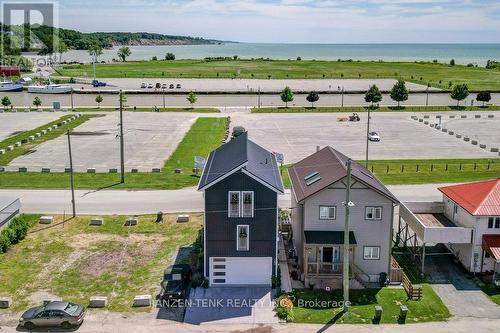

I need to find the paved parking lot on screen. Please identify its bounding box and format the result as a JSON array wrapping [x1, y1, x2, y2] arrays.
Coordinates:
[[8, 112, 201, 172], [439, 116, 500, 151], [230, 112, 500, 163], [0, 112, 62, 141]]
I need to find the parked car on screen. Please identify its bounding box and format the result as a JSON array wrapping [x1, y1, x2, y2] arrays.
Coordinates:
[[160, 264, 192, 299], [162, 83, 167, 89], [92, 80, 107, 87], [232, 126, 246, 138], [169, 84, 175, 89], [147, 83, 154, 89], [140, 82, 147, 88], [155, 82, 161, 89], [368, 131, 381, 142], [19, 301, 85, 330], [176, 84, 182, 89]]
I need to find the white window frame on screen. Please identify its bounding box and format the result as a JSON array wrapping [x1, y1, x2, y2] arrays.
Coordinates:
[[363, 246, 380, 260], [228, 191, 241, 218], [236, 225, 250, 251], [365, 206, 383, 220], [319, 206, 336, 220], [242, 191, 254, 218]]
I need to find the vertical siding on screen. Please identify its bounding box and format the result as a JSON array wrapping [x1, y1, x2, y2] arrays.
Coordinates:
[[204, 171, 277, 276]]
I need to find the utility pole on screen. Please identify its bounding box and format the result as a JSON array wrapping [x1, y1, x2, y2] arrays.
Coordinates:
[[343, 159, 352, 313], [162, 88, 166, 109], [258, 87, 261, 108], [92, 52, 97, 83], [425, 85, 430, 107], [66, 130, 76, 218], [341, 86, 344, 108], [119, 90, 125, 183], [365, 107, 371, 167], [70, 89, 74, 110]]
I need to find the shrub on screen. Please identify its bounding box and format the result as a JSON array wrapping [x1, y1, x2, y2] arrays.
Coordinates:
[[191, 272, 204, 287], [0, 215, 34, 253]]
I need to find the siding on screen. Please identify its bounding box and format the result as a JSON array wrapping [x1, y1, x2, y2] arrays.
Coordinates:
[[204, 171, 277, 276]]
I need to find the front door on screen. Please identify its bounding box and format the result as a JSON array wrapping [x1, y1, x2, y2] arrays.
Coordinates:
[[332, 246, 341, 271], [321, 246, 341, 272]]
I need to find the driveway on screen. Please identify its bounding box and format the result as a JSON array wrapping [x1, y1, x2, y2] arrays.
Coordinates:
[[183, 287, 278, 325]]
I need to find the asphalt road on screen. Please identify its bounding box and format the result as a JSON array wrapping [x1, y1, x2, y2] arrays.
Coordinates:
[[0, 184, 447, 215]]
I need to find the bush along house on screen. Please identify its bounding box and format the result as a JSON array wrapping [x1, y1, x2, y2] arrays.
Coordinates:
[[197, 132, 284, 287], [288, 147, 399, 289]]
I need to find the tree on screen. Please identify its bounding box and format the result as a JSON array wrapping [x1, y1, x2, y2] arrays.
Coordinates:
[[117, 47, 131, 62], [450, 84, 469, 107], [95, 95, 103, 108], [165, 53, 175, 61], [1, 96, 11, 110], [364, 85, 382, 108], [450, 59, 455, 66], [476, 91, 491, 107], [186, 92, 197, 107], [88, 44, 103, 60], [306, 91, 319, 108], [280, 86, 294, 108], [33, 97, 42, 108], [389, 79, 409, 107]]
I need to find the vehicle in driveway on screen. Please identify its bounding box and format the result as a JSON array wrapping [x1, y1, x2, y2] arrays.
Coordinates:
[[368, 131, 381, 142], [19, 301, 85, 330], [160, 264, 192, 299]]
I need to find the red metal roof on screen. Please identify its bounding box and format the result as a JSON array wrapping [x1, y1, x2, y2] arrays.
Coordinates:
[[482, 234, 500, 260], [438, 179, 500, 216]]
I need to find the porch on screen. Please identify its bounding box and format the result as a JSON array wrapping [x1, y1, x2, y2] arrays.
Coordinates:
[[482, 234, 500, 285]]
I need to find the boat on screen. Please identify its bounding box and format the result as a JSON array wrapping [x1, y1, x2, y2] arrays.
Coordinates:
[[27, 84, 73, 94], [0, 80, 24, 92]]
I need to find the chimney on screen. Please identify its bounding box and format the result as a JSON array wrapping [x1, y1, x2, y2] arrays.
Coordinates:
[[316, 145, 320, 152]]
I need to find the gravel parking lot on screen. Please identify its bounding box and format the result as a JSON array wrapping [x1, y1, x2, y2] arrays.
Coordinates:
[[0, 112, 62, 141], [230, 111, 500, 163], [8, 112, 202, 172]]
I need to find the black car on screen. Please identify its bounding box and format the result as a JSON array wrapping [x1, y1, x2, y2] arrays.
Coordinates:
[[160, 264, 192, 299]]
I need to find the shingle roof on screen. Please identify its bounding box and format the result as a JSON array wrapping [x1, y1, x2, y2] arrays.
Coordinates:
[[198, 132, 284, 193], [438, 179, 500, 216], [288, 146, 398, 203]]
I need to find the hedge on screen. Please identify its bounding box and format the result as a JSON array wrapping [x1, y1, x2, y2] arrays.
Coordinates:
[[0, 214, 37, 253]]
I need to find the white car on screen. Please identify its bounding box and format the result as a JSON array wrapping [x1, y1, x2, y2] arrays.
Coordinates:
[[140, 82, 147, 88], [368, 132, 380, 142]]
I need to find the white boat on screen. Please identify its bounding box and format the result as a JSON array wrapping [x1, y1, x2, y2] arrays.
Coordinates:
[[27, 84, 73, 94], [0, 81, 24, 92]]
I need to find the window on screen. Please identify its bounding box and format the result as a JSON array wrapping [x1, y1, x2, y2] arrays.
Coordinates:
[[319, 206, 336, 220], [363, 246, 380, 260], [488, 217, 500, 229], [242, 191, 254, 217], [228, 191, 240, 217], [237, 225, 249, 251], [365, 207, 383, 220]]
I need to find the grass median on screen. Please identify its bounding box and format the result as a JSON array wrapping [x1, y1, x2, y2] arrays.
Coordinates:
[[72, 107, 220, 113], [0, 117, 227, 190], [252, 105, 500, 113], [0, 114, 96, 166], [55, 59, 500, 91]]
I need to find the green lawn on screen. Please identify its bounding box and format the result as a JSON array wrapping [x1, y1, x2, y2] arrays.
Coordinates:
[[0, 117, 227, 189], [0, 214, 203, 313], [0, 114, 96, 165], [54, 59, 500, 91], [280, 158, 499, 187], [252, 105, 500, 113], [481, 285, 500, 305], [290, 286, 449, 324]]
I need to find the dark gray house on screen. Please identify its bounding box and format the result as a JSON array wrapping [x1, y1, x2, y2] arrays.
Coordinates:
[[198, 132, 284, 286]]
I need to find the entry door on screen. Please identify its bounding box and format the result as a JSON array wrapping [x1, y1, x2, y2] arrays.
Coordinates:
[[332, 246, 341, 271]]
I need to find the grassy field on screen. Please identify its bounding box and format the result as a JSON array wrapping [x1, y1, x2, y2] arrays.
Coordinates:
[[481, 285, 500, 305], [290, 285, 449, 324], [252, 105, 500, 113], [0, 114, 96, 165], [72, 107, 220, 113], [55, 59, 500, 91], [0, 117, 227, 190], [0, 214, 202, 313]]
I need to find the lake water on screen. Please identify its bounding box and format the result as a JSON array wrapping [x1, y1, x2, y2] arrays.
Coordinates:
[[59, 43, 500, 65]]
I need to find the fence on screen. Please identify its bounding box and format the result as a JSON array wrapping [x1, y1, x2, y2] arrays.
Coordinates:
[[368, 161, 500, 174], [390, 256, 403, 283], [402, 272, 423, 300]]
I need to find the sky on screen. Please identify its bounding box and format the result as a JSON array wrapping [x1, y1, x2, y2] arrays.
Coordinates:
[[39, 0, 500, 43]]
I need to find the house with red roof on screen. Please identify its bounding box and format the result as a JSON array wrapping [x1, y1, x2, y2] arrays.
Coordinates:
[[438, 179, 500, 281], [396, 179, 500, 284]]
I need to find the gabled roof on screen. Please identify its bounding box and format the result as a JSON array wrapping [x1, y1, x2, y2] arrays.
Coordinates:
[[197, 132, 284, 193], [438, 179, 500, 216], [288, 146, 398, 203]]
